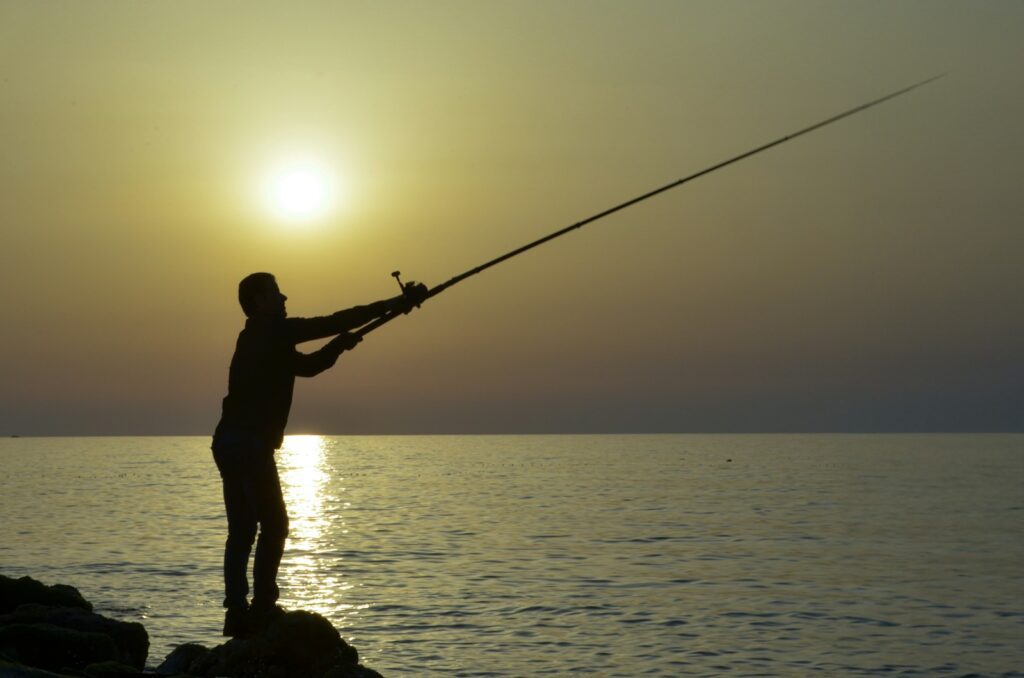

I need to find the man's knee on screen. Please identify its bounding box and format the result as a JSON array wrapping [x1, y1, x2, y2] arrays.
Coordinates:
[[261, 512, 289, 543], [226, 522, 258, 549]]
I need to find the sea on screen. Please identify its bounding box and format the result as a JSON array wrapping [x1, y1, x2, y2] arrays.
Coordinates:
[[1, 434, 1022, 676]]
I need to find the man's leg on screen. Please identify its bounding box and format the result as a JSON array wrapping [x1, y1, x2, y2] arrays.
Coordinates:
[[251, 455, 289, 613], [221, 473, 258, 610]]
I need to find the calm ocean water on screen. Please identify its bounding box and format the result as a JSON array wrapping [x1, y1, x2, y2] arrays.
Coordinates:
[[1, 434, 1022, 676]]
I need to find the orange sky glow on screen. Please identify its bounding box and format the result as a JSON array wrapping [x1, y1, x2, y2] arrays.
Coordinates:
[[1, 1, 1021, 434]]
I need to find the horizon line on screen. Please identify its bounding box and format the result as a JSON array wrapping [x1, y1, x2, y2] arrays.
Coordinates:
[[4, 430, 1022, 439]]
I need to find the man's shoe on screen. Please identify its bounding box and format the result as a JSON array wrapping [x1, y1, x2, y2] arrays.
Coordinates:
[[222, 606, 250, 637]]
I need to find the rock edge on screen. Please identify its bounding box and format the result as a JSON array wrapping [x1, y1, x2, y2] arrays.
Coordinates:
[[0, 574, 383, 678]]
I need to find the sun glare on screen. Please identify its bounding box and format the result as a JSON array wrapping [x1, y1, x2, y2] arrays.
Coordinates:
[[264, 160, 337, 223]]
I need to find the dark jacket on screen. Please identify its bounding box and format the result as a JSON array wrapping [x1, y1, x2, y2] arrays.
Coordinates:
[[213, 305, 384, 450]]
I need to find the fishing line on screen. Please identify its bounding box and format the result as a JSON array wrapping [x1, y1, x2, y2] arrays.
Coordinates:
[[358, 74, 944, 337]]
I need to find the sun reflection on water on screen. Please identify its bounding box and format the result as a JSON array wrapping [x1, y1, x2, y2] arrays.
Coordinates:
[[276, 435, 366, 624], [278, 435, 327, 535]]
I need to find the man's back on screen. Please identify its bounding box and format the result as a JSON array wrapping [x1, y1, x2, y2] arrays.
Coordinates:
[[217, 316, 297, 451]]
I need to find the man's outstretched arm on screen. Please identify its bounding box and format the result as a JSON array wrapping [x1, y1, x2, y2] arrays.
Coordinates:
[[286, 284, 428, 344]]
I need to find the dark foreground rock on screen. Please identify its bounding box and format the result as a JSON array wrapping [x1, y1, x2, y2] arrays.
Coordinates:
[[0, 574, 383, 677], [156, 610, 382, 678], [0, 576, 92, 614], [0, 575, 148, 675], [0, 603, 149, 670]]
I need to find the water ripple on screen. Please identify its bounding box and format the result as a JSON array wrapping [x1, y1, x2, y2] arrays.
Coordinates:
[[2, 434, 1023, 675]]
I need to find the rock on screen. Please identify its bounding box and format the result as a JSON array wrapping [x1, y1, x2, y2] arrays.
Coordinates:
[[0, 575, 384, 678], [0, 603, 149, 670], [83, 659, 152, 677], [262, 609, 358, 670], [188, 609, 375, 678], [0, 622, 119, 673], [156, 642, 210, 675], [0, 657, 75, 677], [0, 575, 148, 675], [0, 575, 92, 614], [324, 664, 385, 678]]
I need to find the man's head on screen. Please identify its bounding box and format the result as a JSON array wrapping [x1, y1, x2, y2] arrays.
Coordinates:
[[238, 272, 287, 318]]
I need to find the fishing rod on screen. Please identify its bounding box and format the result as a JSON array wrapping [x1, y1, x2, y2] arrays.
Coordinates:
[[356, 74, 944, 338]]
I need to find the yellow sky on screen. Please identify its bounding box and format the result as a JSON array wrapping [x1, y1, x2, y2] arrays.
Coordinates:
[[1, 1, 1021, 433]]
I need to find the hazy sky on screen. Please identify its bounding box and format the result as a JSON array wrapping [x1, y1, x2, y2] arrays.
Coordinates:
[[2, 1, 1021, 434]]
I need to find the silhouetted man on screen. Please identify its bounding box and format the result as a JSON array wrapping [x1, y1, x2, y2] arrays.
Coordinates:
[[212, 272, 426, 636]]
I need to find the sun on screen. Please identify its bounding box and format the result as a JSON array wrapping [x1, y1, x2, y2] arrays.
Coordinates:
[[264, 160, 338, 223]]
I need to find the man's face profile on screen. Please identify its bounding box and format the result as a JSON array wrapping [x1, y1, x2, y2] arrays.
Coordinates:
[[252, 278, 288, 318]]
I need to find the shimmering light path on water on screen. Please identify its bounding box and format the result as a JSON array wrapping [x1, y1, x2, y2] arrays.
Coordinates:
[[1, 435, 1022, 675]]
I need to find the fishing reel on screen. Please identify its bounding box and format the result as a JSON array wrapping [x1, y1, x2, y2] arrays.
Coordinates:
[[391, 271, 427, 308]]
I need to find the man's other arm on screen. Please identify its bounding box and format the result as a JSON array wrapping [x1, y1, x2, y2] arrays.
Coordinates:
[[290, 333, 362, 377]]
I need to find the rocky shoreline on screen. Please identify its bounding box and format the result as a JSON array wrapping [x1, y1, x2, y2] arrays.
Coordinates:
[[0, 574, 382, 678]]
